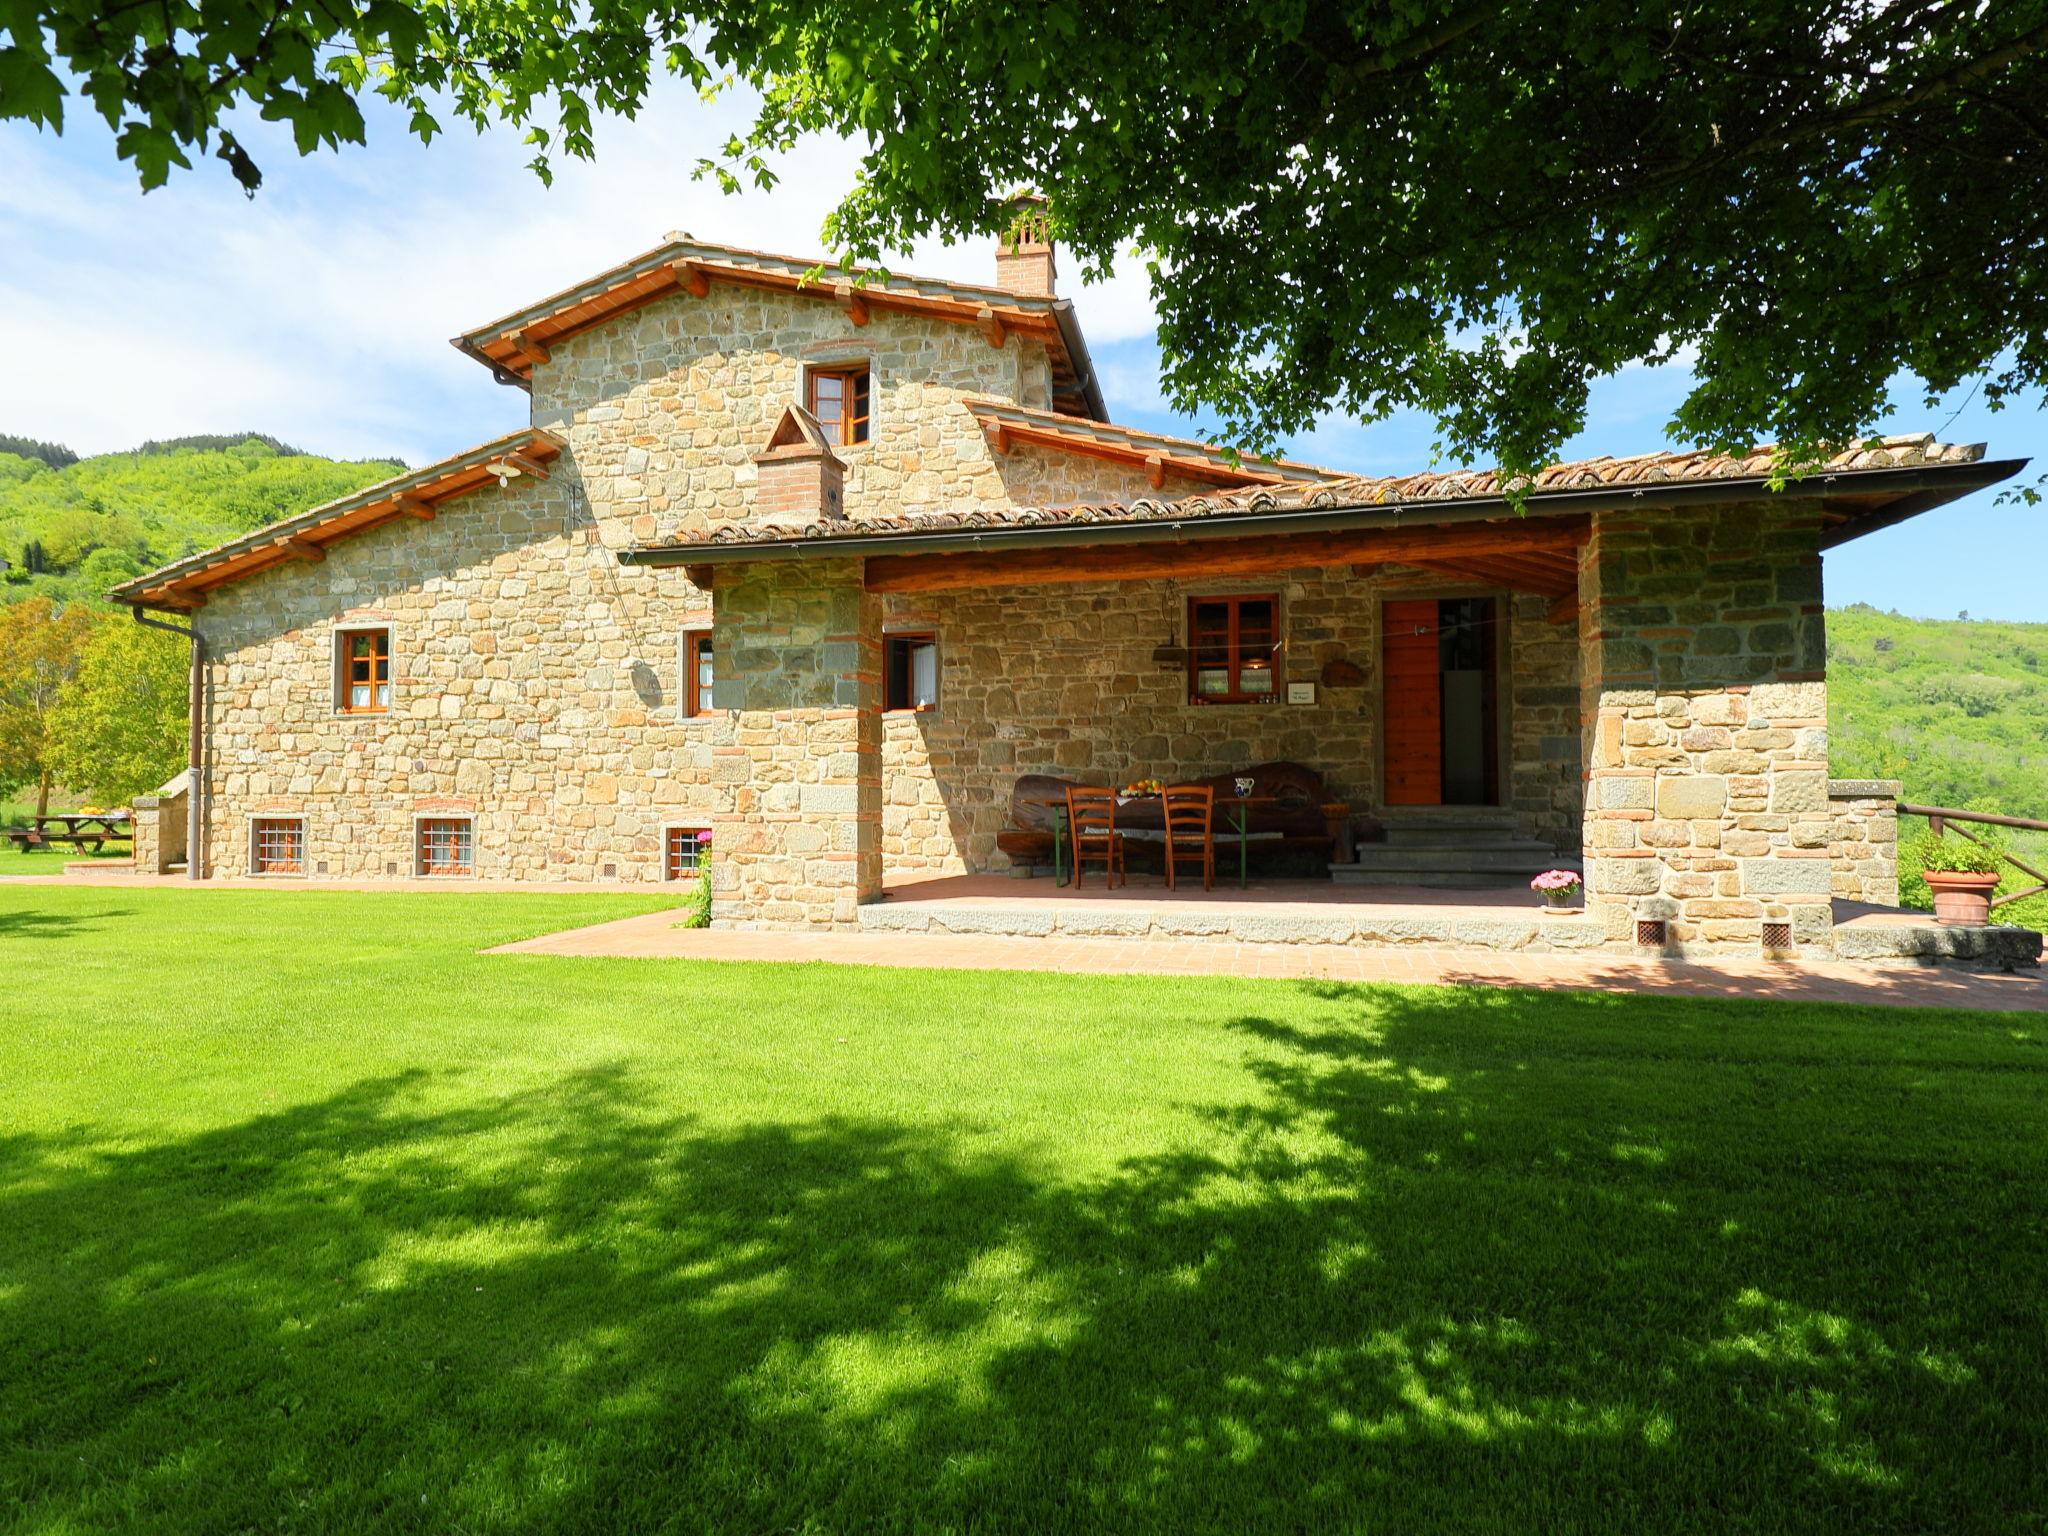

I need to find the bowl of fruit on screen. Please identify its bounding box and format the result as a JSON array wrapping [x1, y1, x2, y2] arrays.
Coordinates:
[[1119, 777, 1164, 800]]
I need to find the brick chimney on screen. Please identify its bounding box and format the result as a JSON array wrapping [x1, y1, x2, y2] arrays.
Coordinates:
[[995, 192, 1057, 298], [753, 403, 846, 524]]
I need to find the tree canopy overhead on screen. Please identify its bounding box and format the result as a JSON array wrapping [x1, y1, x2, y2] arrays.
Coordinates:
[[6, 1, 2044, 471]]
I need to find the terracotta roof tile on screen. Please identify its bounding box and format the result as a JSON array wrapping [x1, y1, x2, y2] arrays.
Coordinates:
[[677, 434, 1988, 549]]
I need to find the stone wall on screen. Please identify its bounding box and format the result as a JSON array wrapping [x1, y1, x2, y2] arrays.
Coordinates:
[[878, 570, 1582, 873], [1579, 501, 1835, 953], [196, 472, 740, 883], [527, 286, 1209, 552], [1828, 779, 1902, 907], [190, 281, 1209, 889], [131, 773, 188, 874], [711, 558, 880, 927]]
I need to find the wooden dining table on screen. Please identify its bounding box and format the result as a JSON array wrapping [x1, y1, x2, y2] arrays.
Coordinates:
[[1020, 792, 1280, 889]]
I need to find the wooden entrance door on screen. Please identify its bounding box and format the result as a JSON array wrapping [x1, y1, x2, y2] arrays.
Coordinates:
[[1381, 597, 1501, 806], [1382, 599, 1442, 805]]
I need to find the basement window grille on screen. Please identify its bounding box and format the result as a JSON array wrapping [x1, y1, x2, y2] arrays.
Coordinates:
[[1762, 921, 1793, 953], [1635, 919, 1668, 948]]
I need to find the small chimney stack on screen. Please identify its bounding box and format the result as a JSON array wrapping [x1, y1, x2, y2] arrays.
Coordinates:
[[753, 403, 845, 525], [995, 191, 1057, 299]]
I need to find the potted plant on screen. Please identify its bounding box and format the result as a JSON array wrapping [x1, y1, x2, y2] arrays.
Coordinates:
[[1531, 868, 1583, 911], [1915, 830, 2002, 926]]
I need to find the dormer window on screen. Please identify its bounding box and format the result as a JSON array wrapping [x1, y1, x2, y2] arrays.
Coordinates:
[[806, 366, 871, 446]]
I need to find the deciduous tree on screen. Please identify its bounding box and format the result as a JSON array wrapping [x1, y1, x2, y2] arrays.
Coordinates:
[[0, 597, 98, 817], [6, 1, 2045, 471], [46, 616, 189, 807]]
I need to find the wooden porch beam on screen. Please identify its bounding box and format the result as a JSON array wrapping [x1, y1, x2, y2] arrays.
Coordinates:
[[683, 564, 715, 590], [1546, 591, 1580, 626], [1405, 554, 1574, 596], [670, 260, 713, 298], [278, 537, 325, 563], [834, 281, 870, 327], [393, 494, 435, 521], [864, 516, 1590, 595], [975, 306, 1008, 349], [1144, 453, 1166, 490], [502, 452, 551, 481]]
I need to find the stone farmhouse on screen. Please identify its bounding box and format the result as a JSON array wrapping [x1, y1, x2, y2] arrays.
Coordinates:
[[113, 204, 2024, 958]]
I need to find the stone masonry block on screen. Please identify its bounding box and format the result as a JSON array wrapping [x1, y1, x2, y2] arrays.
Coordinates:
[[1591, 856, 1664, 896], [1737, 856, 1833, 896], [1656, 775, 1728, 820]]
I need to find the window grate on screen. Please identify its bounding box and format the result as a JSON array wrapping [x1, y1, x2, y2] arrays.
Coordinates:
[[1636, 919, 1668, 947], [417, 818, 473, 877], [252, 818, 304, 875], [666, 827, 708, 880], [1762, 920, 1793, 952]]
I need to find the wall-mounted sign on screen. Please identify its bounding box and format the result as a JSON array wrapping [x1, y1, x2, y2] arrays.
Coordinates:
[[1286, 682, 1316, 705]]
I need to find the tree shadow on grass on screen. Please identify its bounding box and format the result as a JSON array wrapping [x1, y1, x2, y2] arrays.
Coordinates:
[[2, 987, 2043, 1532], [0, 905, 135, 939]]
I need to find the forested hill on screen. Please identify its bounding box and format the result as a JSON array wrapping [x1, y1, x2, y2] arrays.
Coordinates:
[[1828, 605, 2048, 821], [0, 435, 404, 605]]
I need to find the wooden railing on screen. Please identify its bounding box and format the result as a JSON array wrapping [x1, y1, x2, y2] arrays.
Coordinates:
[[1900, 803, 2048, 909]]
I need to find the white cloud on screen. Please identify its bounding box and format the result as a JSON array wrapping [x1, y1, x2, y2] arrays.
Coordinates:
[[0, 79, 1162, 463]]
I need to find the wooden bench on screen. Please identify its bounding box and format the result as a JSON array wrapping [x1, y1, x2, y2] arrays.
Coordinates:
[[4, 827, 109, 853]]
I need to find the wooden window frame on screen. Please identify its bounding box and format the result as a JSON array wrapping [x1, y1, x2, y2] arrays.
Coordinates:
[[664, 825, 709, 881], [681, 629, 716, 717], [414, 816, 474, 878], [334, 624, 393, 715], [1187, 593, 1280, 705], [248, 815, 307, 877], [805, 364, 872, 446], [883, 631, 940, 713]]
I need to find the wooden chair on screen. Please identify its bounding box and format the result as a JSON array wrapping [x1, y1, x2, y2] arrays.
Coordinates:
[[1162, 783, 1216, 891], [1064, 785, 1126, 888]]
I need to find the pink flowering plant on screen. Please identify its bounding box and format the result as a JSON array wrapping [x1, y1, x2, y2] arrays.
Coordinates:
[[1531, 869, 1582, 895]]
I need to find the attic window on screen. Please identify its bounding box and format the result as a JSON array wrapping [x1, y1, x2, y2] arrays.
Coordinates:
[[807, 366, 871, 446]]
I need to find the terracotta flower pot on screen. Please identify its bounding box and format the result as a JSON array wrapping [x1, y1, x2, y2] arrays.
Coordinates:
[[1925, 870, 2000, 926]]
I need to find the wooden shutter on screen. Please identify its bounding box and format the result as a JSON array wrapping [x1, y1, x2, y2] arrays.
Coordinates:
[[1382, 599, 1442, 806]]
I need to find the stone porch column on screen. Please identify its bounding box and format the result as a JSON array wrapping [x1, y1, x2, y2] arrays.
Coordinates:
[[1579, 501, 1835, 955], [710, 556, 881, 928]]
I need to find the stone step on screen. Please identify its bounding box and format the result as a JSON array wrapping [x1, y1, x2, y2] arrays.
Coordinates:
[[1383, 823, 1548, 848], [1329, 866, 1562, 889], [1340, 844, 1571, 874]]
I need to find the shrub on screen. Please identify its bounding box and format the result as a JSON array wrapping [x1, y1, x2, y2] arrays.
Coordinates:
[[1911, 828, 2003, 876]]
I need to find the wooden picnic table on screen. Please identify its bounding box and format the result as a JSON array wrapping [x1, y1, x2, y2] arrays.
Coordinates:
[[2, 811, 133, 853]]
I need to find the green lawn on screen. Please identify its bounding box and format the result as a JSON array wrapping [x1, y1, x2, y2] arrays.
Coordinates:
[[1, 887, 2043, 1533]]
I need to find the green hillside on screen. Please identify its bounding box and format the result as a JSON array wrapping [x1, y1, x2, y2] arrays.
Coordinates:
[[1828, 604, 2048, 931], [0, 435, 403, 606]]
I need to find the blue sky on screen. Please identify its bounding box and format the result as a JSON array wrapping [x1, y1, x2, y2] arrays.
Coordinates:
[[3, 80, 2042, 621]]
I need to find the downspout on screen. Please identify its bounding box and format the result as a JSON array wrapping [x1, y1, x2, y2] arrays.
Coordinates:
[[131, 606, 204, 881]]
